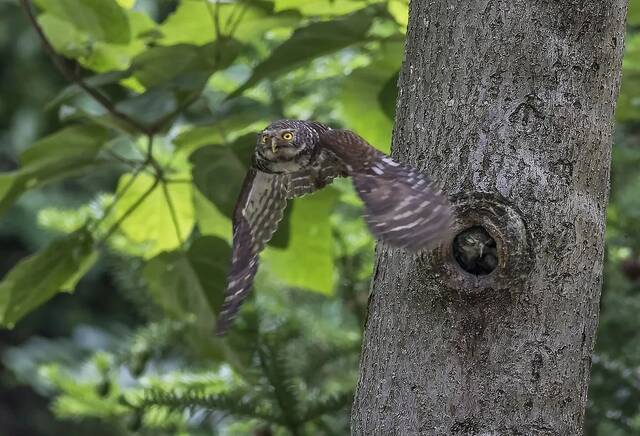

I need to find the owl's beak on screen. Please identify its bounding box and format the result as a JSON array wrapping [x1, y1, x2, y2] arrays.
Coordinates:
[[271, 138, 278, 153]]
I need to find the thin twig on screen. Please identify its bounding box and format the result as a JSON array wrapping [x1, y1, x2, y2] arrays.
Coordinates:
[[161, 181, 184, 246], [228, 3, 250, 37], [205, 0, 223, 41], [89, 163, 148, 234], [20, 0, 151, 135], [105, 149, 145, 168], [99, 177, 160, 244], [165, 178, 193, 184]]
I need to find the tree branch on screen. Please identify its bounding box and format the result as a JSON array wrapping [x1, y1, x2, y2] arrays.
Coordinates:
[[161, 181, 184, 246], [99, 177, 160, 244], [19, 0, 152, 135]]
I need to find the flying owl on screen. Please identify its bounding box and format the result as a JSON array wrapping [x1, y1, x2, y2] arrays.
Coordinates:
[[215, 119, 453, 335]]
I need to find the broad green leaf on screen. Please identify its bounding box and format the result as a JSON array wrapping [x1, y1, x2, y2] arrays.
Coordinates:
[[193, 188, 232, 241], [34, 0, 131, 44], [37, 9, 155, 72], [46, 70, 132, 110], [114, 173, 195, 258], [387, 0, 408, 29], [37, 13, 89, 59], [0, 174, 23, 218], [629, 0, 640, 26], [228, 8, 376, 99], [274, 0, 375, 16], [205, 97, 276, 135], [0, 230, 97, 328], [143, 250, 217, 329], [191, 145, 247, 218], [115, 88, 179, 128], [174, 126, 226, 152], [188, 236, 232, 313], [113, 41, 242, 129], [143, 247, 226, 359], [264, 188, 338, 295], [0, 124, 111, 217], [116, 0, 134, 8], [339, 42, 403, 152], [20, 124, 111, 166], [131, 42, 240, 89], [159, 0, 298, 46]]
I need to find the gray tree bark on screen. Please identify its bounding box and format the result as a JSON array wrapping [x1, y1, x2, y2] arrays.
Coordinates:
[[351, 1, 627, 435]]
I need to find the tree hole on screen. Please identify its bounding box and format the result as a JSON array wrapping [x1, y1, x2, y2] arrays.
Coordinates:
[[452, 226, 498, 276]]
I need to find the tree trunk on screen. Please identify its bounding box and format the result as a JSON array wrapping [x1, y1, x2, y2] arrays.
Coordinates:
[[351, 1, 627, 435]]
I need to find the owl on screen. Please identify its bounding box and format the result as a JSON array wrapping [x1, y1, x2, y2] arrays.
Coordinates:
[[215, 119, 453, 335]]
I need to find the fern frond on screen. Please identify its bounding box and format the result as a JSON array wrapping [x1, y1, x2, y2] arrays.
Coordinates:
[[134, 388, 282, 424], [301, 390, 353, 423]]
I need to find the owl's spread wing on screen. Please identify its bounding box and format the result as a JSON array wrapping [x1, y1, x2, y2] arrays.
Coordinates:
[[286, 150, 347, 198], [319, 129, 454, 251], [215, 169, 289, 335]]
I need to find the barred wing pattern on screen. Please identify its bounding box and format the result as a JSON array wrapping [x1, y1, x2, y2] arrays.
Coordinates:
[[215, 169, 289, 335], [319, 129, 454, 251], [286, 150, 347, 198], [216, 127, 453, 335]]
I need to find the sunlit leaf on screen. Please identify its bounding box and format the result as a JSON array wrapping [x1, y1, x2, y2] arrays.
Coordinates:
[[339, 42, 403, 152], [114, 173, 195, 258], [0, 124, 111, 217], [264, 188, 338, 295], [387, 0, 408, 29], [159, 0, 298, 45], [34, 0, 131, 44], [228, 8, 376, 99], [0, 229, 97, 328], [274, 0, 375, 16]]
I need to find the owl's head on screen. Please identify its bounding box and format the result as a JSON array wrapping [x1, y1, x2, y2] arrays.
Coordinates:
[[256, 119, 328, 162]]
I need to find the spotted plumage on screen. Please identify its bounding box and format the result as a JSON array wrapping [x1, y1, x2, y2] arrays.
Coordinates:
[[214, 119, 454, 335]]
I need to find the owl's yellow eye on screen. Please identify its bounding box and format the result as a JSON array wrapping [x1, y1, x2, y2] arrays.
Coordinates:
[[281, 132, 294, 141], [261, 135, 268, 143]]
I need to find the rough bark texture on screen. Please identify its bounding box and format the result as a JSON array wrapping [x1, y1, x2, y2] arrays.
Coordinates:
[[351, 1, 627, 435]]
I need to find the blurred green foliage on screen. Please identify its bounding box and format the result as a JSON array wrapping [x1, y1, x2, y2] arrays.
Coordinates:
[[0, 0, 638, 434]]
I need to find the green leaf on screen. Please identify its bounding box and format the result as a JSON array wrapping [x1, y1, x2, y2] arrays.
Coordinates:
[[0, 124, 112, 217], [188, 236, 232, 314], [114, 41, 242, 129], [115, 88, 179, 128], [339, 42, 403, 152], [159, 0, 299, 46], [174, 126, 226, 152], [143, 250, 216, 329], [0, 230, 97, 328], [191, 145, 247, 218], [274, 0, 376, 16], [193, 189, 232, 241], [114, 174, 195, 258], [20, 124, 111, 167], [37, 9, 155, 72], [228, 8, 376, 99], [131, 42, 239, 89], [47, 70, 132, 110], [34, 0, 131, 44], [629, 0, 640, 26], [263, 188, 338, 295], [387, 0, 408, 29]]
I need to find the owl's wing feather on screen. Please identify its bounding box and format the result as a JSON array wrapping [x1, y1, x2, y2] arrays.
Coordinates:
[[319, 129, 454, 251], [215, 169, 289, 335], [285, 150, 347, 198]]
